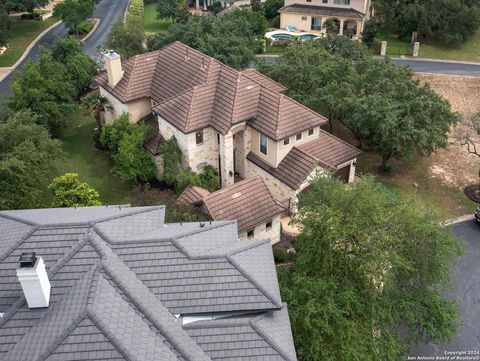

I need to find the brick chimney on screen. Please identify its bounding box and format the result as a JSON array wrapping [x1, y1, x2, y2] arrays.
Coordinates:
[[16, 252, 51, 309], [104, 50, 124, 87]]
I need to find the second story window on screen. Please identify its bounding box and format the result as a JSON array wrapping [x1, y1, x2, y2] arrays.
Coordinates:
[[196, 130, 203, 145], [308, 128, 314, 136], [247, 229, 255, 239], [334, 0, 350, 4], [260, 133, 268, 155], [322, 0, 328, 3], [296, 132, 302, 141], [284, 137, 290, 146]]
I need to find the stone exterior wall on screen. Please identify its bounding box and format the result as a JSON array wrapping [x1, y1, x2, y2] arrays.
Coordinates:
[[245, 159, 296, 207], [100, 87, 128, 125], [219, 131, 235, 187], [157, 115, 221, 174], [187, 127, 219, 173], [238, 214, 282, 244]]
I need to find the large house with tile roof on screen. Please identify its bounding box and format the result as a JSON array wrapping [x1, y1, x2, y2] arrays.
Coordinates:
[[95, 41, 361, 215], [0, 205, 297, 361], [279, 0, 373, 39]]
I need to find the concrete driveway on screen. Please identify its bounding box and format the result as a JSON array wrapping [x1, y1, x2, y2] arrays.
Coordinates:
[[0, 0, 128, 96], [409, 219, 480, 359]]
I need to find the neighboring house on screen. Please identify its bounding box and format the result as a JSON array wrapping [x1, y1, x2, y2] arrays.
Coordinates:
[[94, 42, 361, 213], [177, 177, 286, 243], [279, 0, 373, 38], [0, 206, 297, 361]]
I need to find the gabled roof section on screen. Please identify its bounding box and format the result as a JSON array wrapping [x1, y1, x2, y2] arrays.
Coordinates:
[[176, 186, 211, 206], [247, 132, 361, 189], [202, 177, 286, 233], [95, 50, 159, 103], [251, 87, 328, 140], [297, 129, 362, 168]]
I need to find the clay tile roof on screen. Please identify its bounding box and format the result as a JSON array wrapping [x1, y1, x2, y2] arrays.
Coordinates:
[[279, 3, 365, 19], [201, 177, 286, 233], [250, 88, 329, 140], [95, 41, 329, 139], [247, 132, 361, 189], [241, 68, 287, 93], [176, 186, 211, 206], [297, 129, 362, 167]]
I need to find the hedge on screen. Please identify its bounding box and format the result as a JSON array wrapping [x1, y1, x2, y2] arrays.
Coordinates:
[[127, 0, 144, 24]]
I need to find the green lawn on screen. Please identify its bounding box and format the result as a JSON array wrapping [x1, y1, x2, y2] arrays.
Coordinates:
[[375, 26, 480, 62], [57, 111, 133, 205], [143, 3, 171, 34], [0, 17, 57, 67], [265, 44, 287, 55]]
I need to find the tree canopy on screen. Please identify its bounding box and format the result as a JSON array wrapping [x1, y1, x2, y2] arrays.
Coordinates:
[[8, 51, 77, 135], [53, 0, 98, 35], [100, 113, 156, 182], [373, 0, 480, 44], [107, 20, 145, 58], [48, 172, 102, 207], [0, 110, 64, 210], [147, 10, 266, 69], [157, 0, 180, 22], [280, 175, 461, 361], [259, 38, 457, 169]]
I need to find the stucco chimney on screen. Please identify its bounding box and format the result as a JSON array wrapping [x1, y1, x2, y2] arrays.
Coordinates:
[[16, 252, 51, 309], [104, 50, 124, 87]]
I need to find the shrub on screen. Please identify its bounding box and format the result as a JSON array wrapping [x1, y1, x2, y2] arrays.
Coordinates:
[[212, 0, 223, 14], [49, 172, 102, 207], [199, 165, 220, 192], [159, 137, 183, 186], [112, 126, 156, 182], [176, 168, 203, 194], [127, 0, 144, 24], [99, 113, 136, 153]]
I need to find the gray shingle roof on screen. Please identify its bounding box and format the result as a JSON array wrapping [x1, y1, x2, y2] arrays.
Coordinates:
[[0, 206, 296, 361]]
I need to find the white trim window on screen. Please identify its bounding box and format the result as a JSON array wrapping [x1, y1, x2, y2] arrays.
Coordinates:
[[296, 132, 302, 141], [308, 128, 314, 136], [266, 220, 273, 230], [260, 133, 268, 155], [247, 229, 255, 239], [283, 137, 290, 146]]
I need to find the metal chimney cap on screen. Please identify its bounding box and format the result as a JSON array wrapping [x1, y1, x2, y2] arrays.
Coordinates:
[[19, 252, 37, 268]]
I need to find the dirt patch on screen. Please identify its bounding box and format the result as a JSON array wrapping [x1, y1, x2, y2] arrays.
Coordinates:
[[415, 73, 480, 189]]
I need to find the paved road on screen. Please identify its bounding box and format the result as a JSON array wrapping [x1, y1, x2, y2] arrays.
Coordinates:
[[409, 219, 480, 359], [0, 0, 128, 96], [255, 55, 480, 77]]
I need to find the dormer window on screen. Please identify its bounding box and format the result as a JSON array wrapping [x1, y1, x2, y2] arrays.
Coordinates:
[[260, 133, 268, 155]]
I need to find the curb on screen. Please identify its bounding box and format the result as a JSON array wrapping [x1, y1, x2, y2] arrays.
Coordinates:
[[123, 0, 131, 23], [0, 20, 62, 83], [443, 215, 475, 226], [81, 18, 100, 43], [388, 56, 480, 66]]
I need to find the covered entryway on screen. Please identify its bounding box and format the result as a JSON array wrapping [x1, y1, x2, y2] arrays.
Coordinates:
[[333, 164, 351, 183]]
